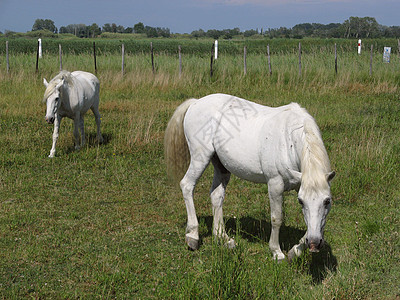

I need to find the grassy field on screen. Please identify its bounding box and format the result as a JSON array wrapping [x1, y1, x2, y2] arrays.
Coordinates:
[[0, 45, 399, 298]]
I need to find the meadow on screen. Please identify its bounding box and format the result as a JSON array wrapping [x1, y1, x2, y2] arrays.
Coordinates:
[[0, 40, 399, 298]]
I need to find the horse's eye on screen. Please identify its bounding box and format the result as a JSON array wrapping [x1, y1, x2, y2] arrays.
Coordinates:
[[324, 198, 331, 207], [55, 97, 59, 102], [298, 198, 304, 207]]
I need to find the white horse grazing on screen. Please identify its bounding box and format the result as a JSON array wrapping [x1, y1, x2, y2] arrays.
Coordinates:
[[164, 93, 335, 261], [43, 70, 103, 158]]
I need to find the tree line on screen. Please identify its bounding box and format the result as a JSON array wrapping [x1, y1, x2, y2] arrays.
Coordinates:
[[2, 16, 400, 39]]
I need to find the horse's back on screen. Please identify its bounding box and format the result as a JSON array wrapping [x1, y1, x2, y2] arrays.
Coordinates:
[[71, 71, 99, 90], [184, 94, 308, 184], [71, 71, 100, 108]]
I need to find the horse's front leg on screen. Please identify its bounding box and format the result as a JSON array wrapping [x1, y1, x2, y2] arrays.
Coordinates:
[[49, 115, 62, 158], [268, 177, 286, 261], [288, 233, 307, 262], [73, 114, 81, 150]]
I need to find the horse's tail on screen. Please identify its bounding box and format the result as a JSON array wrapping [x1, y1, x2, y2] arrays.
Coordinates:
[[164, 98, 198, 183]]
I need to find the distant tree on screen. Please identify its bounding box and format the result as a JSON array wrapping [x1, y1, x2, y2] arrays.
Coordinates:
[[292, 23, 313, 37], [88, 23, 101, 37], [206, 29, 223, 39], [158, 27, 171, 38], [116, 25, 125, 33], [110, 23, 116, 33], [222, 28, 240, 39], [341, 16, 380, 38], [191, 29, 206, 38], [382, 25, 400, 38], [32, 19, 57, 33], [243, 29, 258, 37], [102, 23, 112, 32], [145, 26, 158, 37], [124, 27, 133, 34], [59, 26, 67, 34], [134, 22, 145, 34]]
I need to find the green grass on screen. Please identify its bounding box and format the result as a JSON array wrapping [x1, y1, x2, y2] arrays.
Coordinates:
[[1, 37, 400, 56], [0, 46, 399, 298]]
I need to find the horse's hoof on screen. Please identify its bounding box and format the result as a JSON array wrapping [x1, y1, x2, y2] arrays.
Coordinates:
[[186, 236, 199, 251], [277, 257, 287, 264], [225, 238, 236, 249], [273, 253, 286, 263], [287, 249, 296, 263]]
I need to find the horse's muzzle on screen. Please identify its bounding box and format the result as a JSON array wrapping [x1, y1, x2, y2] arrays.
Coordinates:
[[45, 116, 55, 124], [307, 237, 324, 253]]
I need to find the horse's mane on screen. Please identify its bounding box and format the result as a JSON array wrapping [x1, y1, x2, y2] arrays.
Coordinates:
[[43, 70, 74, 102], [298, 107, 331, 193]]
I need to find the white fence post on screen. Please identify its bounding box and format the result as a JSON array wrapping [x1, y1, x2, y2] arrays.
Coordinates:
[[38, 38, 42, 58], [214, 40, 218, 60]]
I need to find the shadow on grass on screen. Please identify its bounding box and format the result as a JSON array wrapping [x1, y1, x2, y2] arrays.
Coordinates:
[[198, 215, 337, 284], [87, 132, 112, 146], [64, 132, 112, 154]]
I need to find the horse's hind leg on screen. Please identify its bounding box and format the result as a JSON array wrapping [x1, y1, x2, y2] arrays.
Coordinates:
[[210, 155, 234, 248], [180, 154, 212, 250], [91, 105, 103, 144], [79, 116, 85, 147], [73, 114, 81, 150]]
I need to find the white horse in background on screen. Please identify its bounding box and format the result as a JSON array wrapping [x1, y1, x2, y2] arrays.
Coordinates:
[[164, 93, 335, 261], [43, 70, 103, 158]]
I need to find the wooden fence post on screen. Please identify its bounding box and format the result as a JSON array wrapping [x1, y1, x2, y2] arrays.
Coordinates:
[[398, 39, 400, 57], [244, 46, 247, 75], [267, 44, 272, 75], [6, 41, 9, 73], [151, 42, 155, 74], [121, 43, 125, 75], [178, 45, 182, 77], [35, 40, 40, 73], [59, 44, 62, 71], [298, 42, 302, 76], [93, 42, 97, 74], [334, 43, 338, 75]]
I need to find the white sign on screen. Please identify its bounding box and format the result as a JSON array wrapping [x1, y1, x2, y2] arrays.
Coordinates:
[[214, 40, 218, 60], [38, 38, 42, 58], [383, 47, 391, 63], [357, 39, 361, 55]]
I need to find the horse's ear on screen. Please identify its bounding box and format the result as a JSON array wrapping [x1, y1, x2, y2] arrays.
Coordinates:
[[288, 169, 302, 182], [326, 171, 336, 182], [43, 78, 49, 87]]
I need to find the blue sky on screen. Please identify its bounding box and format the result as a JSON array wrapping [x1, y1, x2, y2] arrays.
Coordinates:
[[0, 0, 399, 34]]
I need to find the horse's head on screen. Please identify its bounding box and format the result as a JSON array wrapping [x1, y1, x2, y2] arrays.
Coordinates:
[[43, 78, 64, 124], [292, 170, 335, 252]]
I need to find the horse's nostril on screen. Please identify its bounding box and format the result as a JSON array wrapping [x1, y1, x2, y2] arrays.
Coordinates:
[[46, 117, 54, 124]]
